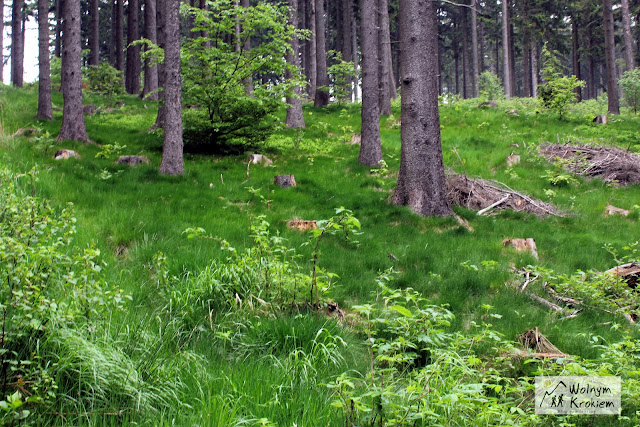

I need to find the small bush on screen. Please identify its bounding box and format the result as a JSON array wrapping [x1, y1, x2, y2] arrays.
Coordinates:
[[538, 44, 585, 117], [84, 63, 124, 104], [619, 68, 640, 114], [478, 71, 504, 101]]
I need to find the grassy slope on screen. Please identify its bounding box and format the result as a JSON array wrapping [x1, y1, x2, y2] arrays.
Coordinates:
[[2, 84, 640, 423]]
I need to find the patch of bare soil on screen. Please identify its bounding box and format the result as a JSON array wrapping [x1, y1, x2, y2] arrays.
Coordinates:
[[540, 142, 640, 186]]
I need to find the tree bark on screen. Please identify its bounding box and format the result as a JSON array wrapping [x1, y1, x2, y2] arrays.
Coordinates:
[[153, 0, 166, 128], [142, 0, 159, 100], [621, 0, 634, 72], [501, 0, 512, 98], [603, 0, 620, 114], [160, 0, 184, 174], [57, 0, 90, 142], [240, 0, 253, 94], [351, 8, 359, 101], [522, 41, 531, 98], [571, 18, 582, 101], [37, 0, 53, 120], [305, 0, 317, 98], [11, 0, 24, 87], [470, 0, 479, 98], [126, 0, 141, 94], [0, 0, 4, 82], [115, 0, 124, 71], [393, 0, 452, 217], [359, 0, 382, 167], [462, 7, 470, 98], [109, 0, 116, 65], [313, 0, 330, 106], [89, 0, 99, 65], [341, 0, 353, 101], [530, 41, 538, 97], [286, 0, 305, 128], [55, 0, 62, 57], [378, 0, 394, 113]]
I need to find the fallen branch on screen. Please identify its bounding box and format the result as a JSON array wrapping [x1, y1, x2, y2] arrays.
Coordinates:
[[527, 292, 567, 313], [477, 194, 510, 216]]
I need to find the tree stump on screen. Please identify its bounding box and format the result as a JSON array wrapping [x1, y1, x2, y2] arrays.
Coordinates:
[[604, 204, 630, 217], [593, 115, 608, 124], [247, 153, 273, 166], [274, 174, 296, 188], [54, 149, 81, 159], [506, 153, 521, 167], [502, 238, 538, 259], [116, 155, 150, 166]]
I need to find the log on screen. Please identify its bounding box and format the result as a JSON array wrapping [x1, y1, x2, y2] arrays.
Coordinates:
[[115, 155, 150, 166], [527, 293, 566, 313], [274, 174, 296, 188], [604, 204, 630, 217], [12, 128, 39, 138]]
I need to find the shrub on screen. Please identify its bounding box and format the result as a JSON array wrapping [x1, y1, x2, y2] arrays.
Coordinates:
[[84, 62, 124, 105], [327, 50, 357, 104], [619, 68, 640, 114], [478, 71, 504, 101], [538, 44, 585, 117]]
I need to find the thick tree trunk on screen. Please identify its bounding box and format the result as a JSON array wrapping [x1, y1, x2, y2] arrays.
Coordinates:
[[572, 19, 582, 101], [359, 0, 382, 167], [11, 0, 24, 87], [37, 0, 53, 120], [378, 0, 392, 115], [621, 0, 634, 72], [126, 0, 141, 94], [501, 0, 512, 98], [160, 0, 184, 175], [89, 0, 99, 65], [57, 0, 89, 142], [603, 0, 620, 114], [470, 0, 478, 98], [153, 0, 166, 128], [109, 0, 116, 65], [286, 0, 305, 128], [393, 0, 452, 217], [143, 0, 159, 100], [313, 0, 330, 106], [115, 0, 124, 71]]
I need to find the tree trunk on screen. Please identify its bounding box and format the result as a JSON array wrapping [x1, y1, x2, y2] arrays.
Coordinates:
[[351, 8, 359, 101], [37, 0, 53, 120], [501, 0, 512, 98], [55, 0, 62, 57], [393, 0, 452, 217], [240, 0, 253, 94], [588, 35, 595, 100], [621, 0, 634, 72], [314, 0, 330, 106], [342, 0, 352, 100], [286, 0, 305, 128], [603, 0, 620, 114], [153, 0, 166, 128], [306, 0, 317, 98], [571, 18, 582, 101], [89, 0, 99, 65], [143, 0, 159, 100], [11, 0, 24, 87], [109, 0, 116, 65], [378, 0, 392, 115], [522, 41, 531, 98], [470, 0, 478, 98], [115, 0, 124, 71], [462, 7, 470, 98], [126, 0, 141, 94], [531, 41, 538, 97], [57, 0, 89, 142], [0, 0, 4, 82], [160, 0, 184, 175], [479, 19, 485, 73], [359, 0, 382, 167]]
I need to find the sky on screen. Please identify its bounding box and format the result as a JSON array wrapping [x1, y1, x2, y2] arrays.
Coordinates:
[[2, 9, 40, 85]]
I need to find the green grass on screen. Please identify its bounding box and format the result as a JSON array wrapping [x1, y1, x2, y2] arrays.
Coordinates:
[[2, 83, 640, 424]]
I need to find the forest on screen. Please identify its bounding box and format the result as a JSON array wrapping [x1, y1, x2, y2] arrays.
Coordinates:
[[1, 0, 640, 425]]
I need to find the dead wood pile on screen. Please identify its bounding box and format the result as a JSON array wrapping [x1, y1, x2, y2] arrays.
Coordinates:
[[539, 143, 640, 186], [516, 327, 568, 358], [446, 172, 561, 217]]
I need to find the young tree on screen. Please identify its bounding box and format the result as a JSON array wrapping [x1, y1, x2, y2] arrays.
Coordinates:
[[603, 0, 619, 114], [57, 0, 90, 142], [89, 0, 99, 65], [285, 0, 305, 128], [11, 0, 24, 87], [392, 0, 452, 217], [160, 0, 184, 174], [359, 0, 382, 167], [37, 0, 53, 120], [314, 0, 329, 106], [126, 0, 141, 94]]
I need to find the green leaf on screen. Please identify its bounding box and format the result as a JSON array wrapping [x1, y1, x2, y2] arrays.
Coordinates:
[[391, 305, 413, 317]]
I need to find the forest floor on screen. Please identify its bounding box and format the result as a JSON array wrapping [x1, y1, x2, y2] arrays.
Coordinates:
[[1, 84, 640, 425]]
